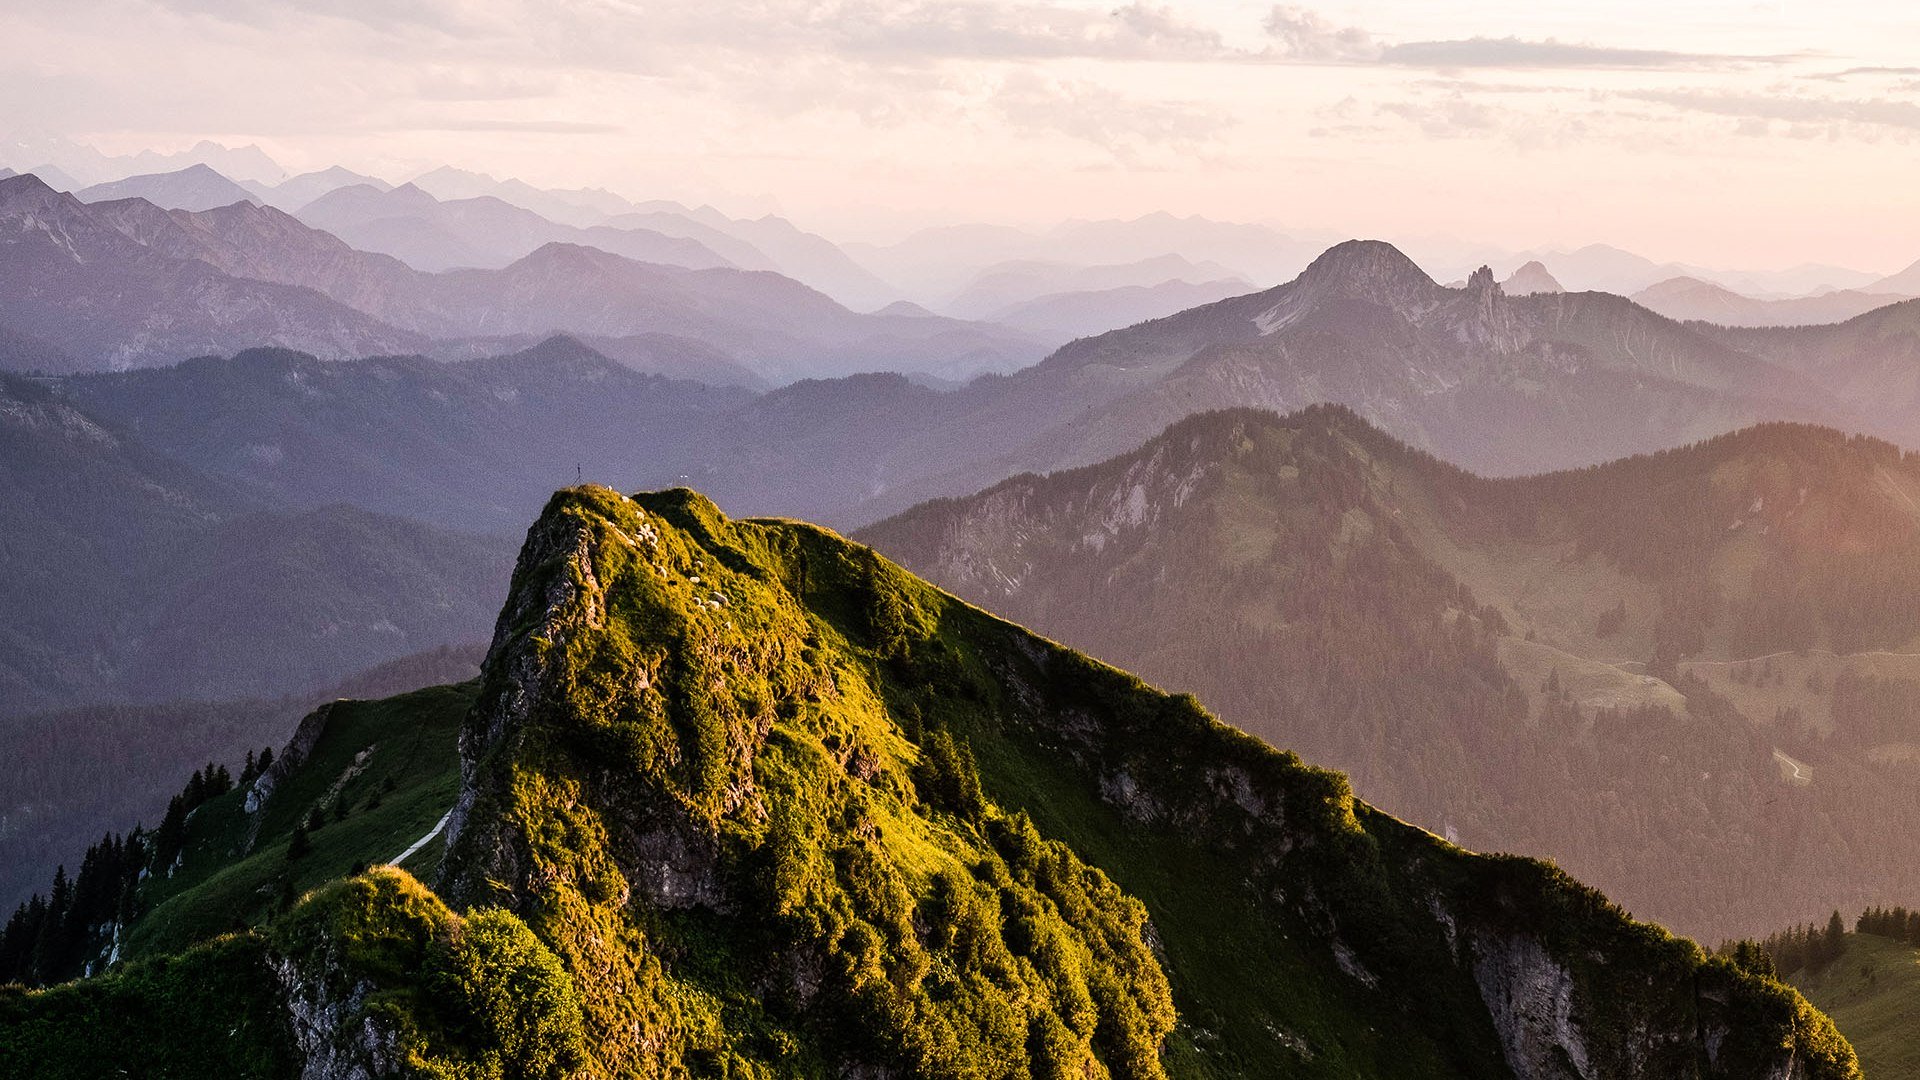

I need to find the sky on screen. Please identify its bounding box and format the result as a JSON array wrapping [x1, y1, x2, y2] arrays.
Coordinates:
[[4, 0, 1920, 271]]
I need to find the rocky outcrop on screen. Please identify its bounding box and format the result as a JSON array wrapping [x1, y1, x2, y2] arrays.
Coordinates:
[[271, 953, 403, 1080], [246, 702, 336, 815], [438, 497, 606, 897], [1469, 933, 1593, 1079]]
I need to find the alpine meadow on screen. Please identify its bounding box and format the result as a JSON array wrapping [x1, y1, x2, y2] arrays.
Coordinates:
[[11, 1, 1920, 1077]]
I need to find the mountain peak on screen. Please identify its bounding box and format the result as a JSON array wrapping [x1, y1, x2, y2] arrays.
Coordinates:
[[499, 333, 612, 366], [512, 240, 627, 272], [1250, 239, 1443, 334], [1295, 239, 1437, 294], [1502, 260, 1564, 296], [0, 170, 59, 202]]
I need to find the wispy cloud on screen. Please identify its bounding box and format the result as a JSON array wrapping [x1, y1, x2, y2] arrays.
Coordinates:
[[1261, 5, 1792, 71], [1625, 89, 1920, 134], [402, 119, 624, 134], [1802, 66, 1920, 83], [990, 70, 1233, 162]]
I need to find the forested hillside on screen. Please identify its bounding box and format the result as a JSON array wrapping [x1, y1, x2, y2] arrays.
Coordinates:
[[863, 406, 1920, 939]]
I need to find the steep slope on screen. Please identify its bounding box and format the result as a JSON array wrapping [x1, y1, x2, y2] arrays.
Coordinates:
[[0, 372, 514, 711], [862, 406, 1920, 939], [0, 486, 1858, 1079], [0, 174, 426, 369]]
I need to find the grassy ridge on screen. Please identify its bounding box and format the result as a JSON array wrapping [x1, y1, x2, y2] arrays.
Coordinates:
[[1791, 933, 1920, 1079], [127, 682, 473, 959]]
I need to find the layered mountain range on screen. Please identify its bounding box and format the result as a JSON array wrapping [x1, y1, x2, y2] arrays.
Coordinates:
[[0, 173, 1039, 381], [26, 234, 1920, 542]]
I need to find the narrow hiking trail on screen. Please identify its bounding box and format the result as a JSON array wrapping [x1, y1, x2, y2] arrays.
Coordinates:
[[390, 809, 453, 866], [1773, 748, 1813, 785]]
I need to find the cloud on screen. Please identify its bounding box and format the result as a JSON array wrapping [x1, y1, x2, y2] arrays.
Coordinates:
[[1378, 37, 1786, 71], [1261, 6, 1788, 71], [989, 70, 1233, 160], [1803, 66, 1920, 83], [1262, 6, 1380, 63], [401, 119, 624, 134], [1624, 89, 1920, 134], [410, 69, 557, 103], [822, 1, 1235, 63], [1378, 96, 1500, 138]]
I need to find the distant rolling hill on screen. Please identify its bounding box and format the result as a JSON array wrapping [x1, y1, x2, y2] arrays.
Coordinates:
[[293, 180, 738, 273], [1632, 276, 1911, 328], [862, 405, 1920, 940], [987, 278, 1255, 344], [1704, 300, 1920, 448], [56, 336, 751, 534]]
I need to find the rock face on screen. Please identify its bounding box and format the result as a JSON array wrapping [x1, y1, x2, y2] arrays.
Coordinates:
[[246, 703, 336, 816], [271, 953, 404, 1080]]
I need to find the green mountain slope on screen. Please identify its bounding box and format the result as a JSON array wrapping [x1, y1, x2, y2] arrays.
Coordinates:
[[1786, 931, 1920, 1079], [0, 644, 483, 912], [1, 486, 1857, 1078], [859, 406, 1920, 940]]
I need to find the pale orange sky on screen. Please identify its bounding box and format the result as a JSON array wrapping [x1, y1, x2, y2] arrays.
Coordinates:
[[5, 0, 1920, 271]]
